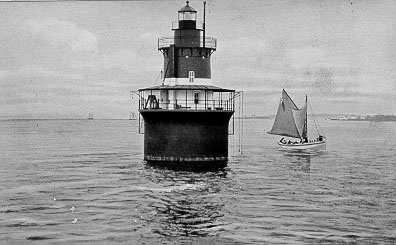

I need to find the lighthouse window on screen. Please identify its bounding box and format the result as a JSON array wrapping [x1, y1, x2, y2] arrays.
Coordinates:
[[185, 12, 192, 20], [194, 92, 199, 104], [201, 50, 210, 58], [189, 71, 195, 83], [183, 49, 191, 57], [179, 12, 196, 21]]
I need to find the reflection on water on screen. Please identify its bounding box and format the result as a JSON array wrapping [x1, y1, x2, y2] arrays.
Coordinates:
[[142, 162, 229, 237], [283, 150, 312, 173], [2, 120, 396, 243], [281, 150, 327, 181]]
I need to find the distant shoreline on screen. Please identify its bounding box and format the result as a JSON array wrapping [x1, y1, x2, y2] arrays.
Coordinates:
[[2, 114, 396, 122], [327, 114, 396, 122], [236, 116, 274, 120], [328, 119, 396, 122], [0, 118, 137, 121]]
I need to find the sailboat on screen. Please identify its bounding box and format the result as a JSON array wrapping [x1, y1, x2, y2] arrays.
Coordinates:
[[129, 111, 137, 120], [268, 89, 326, 151]]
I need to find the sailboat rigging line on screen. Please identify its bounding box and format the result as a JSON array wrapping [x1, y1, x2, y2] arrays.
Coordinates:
[[308, 101, 324, 136], [283, 89, 298, 109], [304, 95, 308, 140]]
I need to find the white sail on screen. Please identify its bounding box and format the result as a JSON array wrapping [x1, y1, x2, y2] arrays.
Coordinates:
[[268, 90, 306, 139]]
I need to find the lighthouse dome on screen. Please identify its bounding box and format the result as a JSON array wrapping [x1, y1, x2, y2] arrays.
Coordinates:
[[178, 1, 197, 13]]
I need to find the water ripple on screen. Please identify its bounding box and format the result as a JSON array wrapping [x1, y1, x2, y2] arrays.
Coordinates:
[[1, 119, 396, 243]]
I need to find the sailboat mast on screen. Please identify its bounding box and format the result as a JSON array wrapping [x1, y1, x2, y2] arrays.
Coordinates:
[[304, 95, 308, 140]]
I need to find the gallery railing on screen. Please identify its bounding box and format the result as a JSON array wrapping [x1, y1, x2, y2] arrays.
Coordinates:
[[140, 98, 235, 111], [158, 36, 217, 50]]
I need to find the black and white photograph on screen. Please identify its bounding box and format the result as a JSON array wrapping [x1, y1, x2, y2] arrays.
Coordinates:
[[1, 0, 395, 243]]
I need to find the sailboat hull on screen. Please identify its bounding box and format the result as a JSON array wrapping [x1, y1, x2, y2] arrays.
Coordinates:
[[278, 141, 326, 151]]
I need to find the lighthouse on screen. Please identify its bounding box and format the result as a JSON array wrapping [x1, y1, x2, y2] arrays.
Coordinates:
[[137, 1, 239, 166]]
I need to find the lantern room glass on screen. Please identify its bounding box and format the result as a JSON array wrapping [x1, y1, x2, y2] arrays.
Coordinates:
[[179, 12, 196, 21]]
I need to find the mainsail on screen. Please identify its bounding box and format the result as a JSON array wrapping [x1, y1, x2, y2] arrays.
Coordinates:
[[268, 90, 307, 139]]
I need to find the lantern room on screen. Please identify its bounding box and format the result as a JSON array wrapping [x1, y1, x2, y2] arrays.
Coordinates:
[[178, 1, 197, 29]]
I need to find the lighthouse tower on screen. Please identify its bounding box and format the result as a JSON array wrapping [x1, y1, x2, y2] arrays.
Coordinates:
[[138, 1, 238, 166]]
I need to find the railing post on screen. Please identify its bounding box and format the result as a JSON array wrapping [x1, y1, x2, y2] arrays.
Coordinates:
[[204, 90, 207, 110], [138, 91, 141, 110]]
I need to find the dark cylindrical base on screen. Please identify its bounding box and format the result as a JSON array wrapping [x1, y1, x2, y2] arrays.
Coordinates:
[[145, 160, 228, 172], [140, 110, 233, 163]]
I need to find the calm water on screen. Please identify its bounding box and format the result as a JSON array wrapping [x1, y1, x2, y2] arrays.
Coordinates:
[[0, 118, 395, 244]]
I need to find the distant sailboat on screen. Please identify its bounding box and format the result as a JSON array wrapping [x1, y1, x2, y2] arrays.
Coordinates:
[[129, 112, 137, 120], [88, 113, 94, 120], [268, 89, 326, 151]]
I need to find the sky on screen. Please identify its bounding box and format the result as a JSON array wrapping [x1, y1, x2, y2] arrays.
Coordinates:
[[1, 0, 396, 119]]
